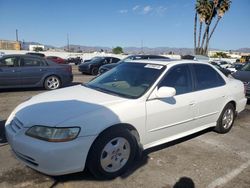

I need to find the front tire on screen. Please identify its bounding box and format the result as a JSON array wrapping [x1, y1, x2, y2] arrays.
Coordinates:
[[44, 75, 61, 90], [214, 103, 235, 134], [91, 67, 99, 75], [87, 127, 137, 179]]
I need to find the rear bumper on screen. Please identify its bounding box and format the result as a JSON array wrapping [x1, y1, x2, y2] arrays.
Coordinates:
[[61, 74, 73, 86], [236, 97, 247, 113]]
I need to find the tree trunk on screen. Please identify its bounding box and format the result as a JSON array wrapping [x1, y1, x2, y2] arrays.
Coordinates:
[[197, 21, 203, 52], [208, 17, 221, 42], [200, 24, 209, 54], [194, 13, 197, 54], [204, 26, 210, 55]]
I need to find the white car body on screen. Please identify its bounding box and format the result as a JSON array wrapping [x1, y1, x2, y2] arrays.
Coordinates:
[[5, 60, 247, 176]]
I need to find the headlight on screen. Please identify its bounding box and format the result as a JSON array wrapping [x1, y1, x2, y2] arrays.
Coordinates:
[[26, 126, 80, 142]]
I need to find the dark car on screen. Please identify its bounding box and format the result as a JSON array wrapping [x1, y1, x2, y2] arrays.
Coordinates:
[[99, 55, 169, 74], [66, 57, 82, 65], [211, 62, 231, 76], [233, 62, 250, 99], [26, 52, 45, 57], [78, 56, 120, 75], [0, 54, 73, 90], [46, 56, 66, 64]]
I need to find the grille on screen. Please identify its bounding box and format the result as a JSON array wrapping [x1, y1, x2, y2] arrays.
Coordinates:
[[10, 118, 24, 134]]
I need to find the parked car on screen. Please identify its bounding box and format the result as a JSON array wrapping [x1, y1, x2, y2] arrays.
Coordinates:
[[79, 56, 120, 75], [227, 63, 245, 73], [99, 55, 169, 74], [210, 62, 232, 76], [26, 52, 45, 57], [0, 54, 73, 90], [211, 60, 231, 68], [46, 56, 66, 64], [5, 60, 246, 179], [66, 57, 82, 65], [232, 62, 250, 99], [0, 52, 5, 58]]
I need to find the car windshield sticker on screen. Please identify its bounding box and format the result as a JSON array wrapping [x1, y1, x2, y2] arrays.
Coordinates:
[[144, 64, 163, 69]]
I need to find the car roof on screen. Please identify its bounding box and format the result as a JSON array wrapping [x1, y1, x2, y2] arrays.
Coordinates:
[[125, 59, 211, 66], [0, 54, 45, 60]]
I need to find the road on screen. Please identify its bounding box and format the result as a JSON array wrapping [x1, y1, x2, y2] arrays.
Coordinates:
[[0, 66, 249, 188]]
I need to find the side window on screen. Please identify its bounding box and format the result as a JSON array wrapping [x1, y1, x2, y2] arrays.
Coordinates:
[[159, 64, 193, 95], [22, 57, 44, 67], [0, 57, 18, 67], [193, 64, 225, 90]]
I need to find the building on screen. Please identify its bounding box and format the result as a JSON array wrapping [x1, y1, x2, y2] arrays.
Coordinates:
[[0, 40, 21, 50], [29, 44, 45, 51]]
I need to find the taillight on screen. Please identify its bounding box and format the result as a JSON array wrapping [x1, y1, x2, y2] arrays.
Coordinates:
[[65, 65, 72, 73]]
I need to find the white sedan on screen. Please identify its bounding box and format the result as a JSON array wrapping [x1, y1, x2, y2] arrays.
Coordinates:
[[5, 60, 247, 179]]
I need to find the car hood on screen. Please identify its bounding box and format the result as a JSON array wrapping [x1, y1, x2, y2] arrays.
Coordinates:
[[101, 63, 120, 69], [10, 85, 128, 128], [232, 71, 250, 82]]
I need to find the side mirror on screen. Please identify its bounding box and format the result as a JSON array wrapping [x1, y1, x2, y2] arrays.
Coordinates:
[[155, 86, 176, 98]]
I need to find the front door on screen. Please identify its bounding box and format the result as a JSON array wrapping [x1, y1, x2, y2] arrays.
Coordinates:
[[145, 64, 197, 147]]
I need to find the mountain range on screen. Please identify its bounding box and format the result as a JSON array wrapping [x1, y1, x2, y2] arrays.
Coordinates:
[[21, 42, 250, 55]]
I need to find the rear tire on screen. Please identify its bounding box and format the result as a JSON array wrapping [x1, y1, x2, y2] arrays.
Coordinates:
[[214, 103, 235, 134], [87, 127, 137, 179], [44, 75, 61, 90]]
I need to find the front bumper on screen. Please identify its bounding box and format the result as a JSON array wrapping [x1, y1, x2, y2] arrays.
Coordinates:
[[78, 66, 90, 74], [5, 123, 96, 176]]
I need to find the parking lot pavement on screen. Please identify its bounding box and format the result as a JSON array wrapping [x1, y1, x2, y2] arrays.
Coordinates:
[[0, 66, 250, 188]]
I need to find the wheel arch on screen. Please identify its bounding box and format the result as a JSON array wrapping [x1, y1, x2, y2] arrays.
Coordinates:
[[43, 74, 62, 86], [86, 123, 142, 167]]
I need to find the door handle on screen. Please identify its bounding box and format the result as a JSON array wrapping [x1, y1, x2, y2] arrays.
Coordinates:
[[39, 69, 47, 72], [12, 70, 21, 72], [189, 101, 196, 106]]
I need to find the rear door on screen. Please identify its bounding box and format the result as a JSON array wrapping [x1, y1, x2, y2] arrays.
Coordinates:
[[0, 56, 21, 87], [191, 64, 227, 126], [20, 56, 48, 86]]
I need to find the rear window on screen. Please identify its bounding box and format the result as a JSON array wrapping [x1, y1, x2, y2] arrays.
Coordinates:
[[193, 64, 225, 90]]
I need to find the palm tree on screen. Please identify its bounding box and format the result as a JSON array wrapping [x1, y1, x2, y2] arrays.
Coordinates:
[[195, 0, 213, 54], [194, 0, 231, 55], [208, 0, 231, 42]]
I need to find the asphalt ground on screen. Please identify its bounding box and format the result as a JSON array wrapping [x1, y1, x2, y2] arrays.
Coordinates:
[[0, 65, 249, 188]]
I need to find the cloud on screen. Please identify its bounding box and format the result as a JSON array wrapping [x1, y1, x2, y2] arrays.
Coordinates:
[[156, 6, 167, 15], [132, 5, 140, 11], [131, 5, 167, 15], [119, 9, 128, 14], [142, 5, 153, 14]]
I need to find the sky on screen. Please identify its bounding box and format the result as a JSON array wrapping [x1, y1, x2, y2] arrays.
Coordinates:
[[0, 0, 249, 50]]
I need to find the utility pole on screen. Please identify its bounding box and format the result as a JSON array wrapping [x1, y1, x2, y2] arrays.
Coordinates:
[[67, 33, 69, 52], [141, 40, 144, 54], [16, 29, 19, 41]]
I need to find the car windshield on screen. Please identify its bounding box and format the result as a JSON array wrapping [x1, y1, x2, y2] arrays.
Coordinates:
[[85, 62, 165, 99], [89, 57, 104, 63], [241, 63, 250, 71]]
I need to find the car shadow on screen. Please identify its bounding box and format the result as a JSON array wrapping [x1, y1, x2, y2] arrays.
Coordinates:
[[0, 120, 7, 146], [50, 128, 212, 187], [0, 82, 82, 92]]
